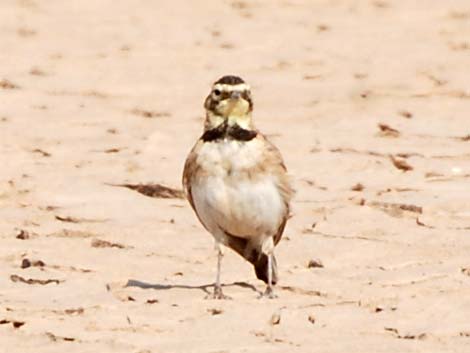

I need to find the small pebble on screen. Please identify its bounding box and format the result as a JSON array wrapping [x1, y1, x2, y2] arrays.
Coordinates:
[[270, 312, 281, 325], [308, 259, 324, 268], [21, 258, 32, 269], [16, 230, 30, 240], [207, 308, 223, 315], [374, 306, 384, 313]]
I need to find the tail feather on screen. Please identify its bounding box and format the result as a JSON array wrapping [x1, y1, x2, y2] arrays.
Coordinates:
[[254, 253, 278, 285], [224, 231, 278, 284]]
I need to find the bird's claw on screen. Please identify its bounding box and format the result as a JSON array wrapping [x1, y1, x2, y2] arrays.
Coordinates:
[[258, 286, 278, 299], [205, 286, 232, 300]]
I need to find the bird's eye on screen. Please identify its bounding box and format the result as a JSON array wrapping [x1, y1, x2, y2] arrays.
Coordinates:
[[213, 89, 221, 96]]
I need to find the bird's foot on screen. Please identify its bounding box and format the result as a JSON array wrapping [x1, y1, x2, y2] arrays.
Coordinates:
[[259, 286, 278, 299], [205, 285, 232, 300]]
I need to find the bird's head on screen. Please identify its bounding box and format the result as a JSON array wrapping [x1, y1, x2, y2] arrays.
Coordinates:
[[204, 75, 253, 130]]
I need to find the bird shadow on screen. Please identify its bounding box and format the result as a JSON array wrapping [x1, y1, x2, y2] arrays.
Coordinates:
[[125, 279, 262, 296]]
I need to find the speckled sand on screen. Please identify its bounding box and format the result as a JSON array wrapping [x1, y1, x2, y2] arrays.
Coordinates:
[[1, 1, 470, 352]]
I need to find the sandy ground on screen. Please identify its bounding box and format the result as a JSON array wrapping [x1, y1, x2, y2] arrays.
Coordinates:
[[1, 0, 470, 352]]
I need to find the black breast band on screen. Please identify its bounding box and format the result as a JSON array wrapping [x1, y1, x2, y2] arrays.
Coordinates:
[[228, 124, 257, 141], [202, 123, 257, 142]]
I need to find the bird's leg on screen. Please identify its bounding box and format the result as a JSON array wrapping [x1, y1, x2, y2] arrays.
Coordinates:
[[207, 242, 231, 300], [214, 245, 223, 296], [263, 253, 277, 299], [260, 237, 277, 299]]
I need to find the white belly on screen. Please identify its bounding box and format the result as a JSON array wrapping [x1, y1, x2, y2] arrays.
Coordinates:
[[191, 139, 285, 241]]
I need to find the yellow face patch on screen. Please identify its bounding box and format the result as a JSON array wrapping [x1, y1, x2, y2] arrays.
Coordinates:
[[204, 79, 254, 130], [217, 96, 250, 118]]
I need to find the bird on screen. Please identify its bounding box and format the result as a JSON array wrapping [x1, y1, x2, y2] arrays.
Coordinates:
[[182, 75, 293, 299]]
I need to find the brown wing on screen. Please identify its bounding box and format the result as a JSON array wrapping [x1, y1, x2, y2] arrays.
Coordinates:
[[182, 140, 202, 212], [182, 139, 214, 233], [258, 133, 295, 246], [273, 215, 288, 246]]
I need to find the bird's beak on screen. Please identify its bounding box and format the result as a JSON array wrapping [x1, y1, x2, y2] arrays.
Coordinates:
[[230, 91, 242, 100], [225, 91, 242, 116], [222, 90, 247, 118]]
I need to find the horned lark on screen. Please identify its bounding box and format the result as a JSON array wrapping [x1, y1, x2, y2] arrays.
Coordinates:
[[182, 75, 293, 299]]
